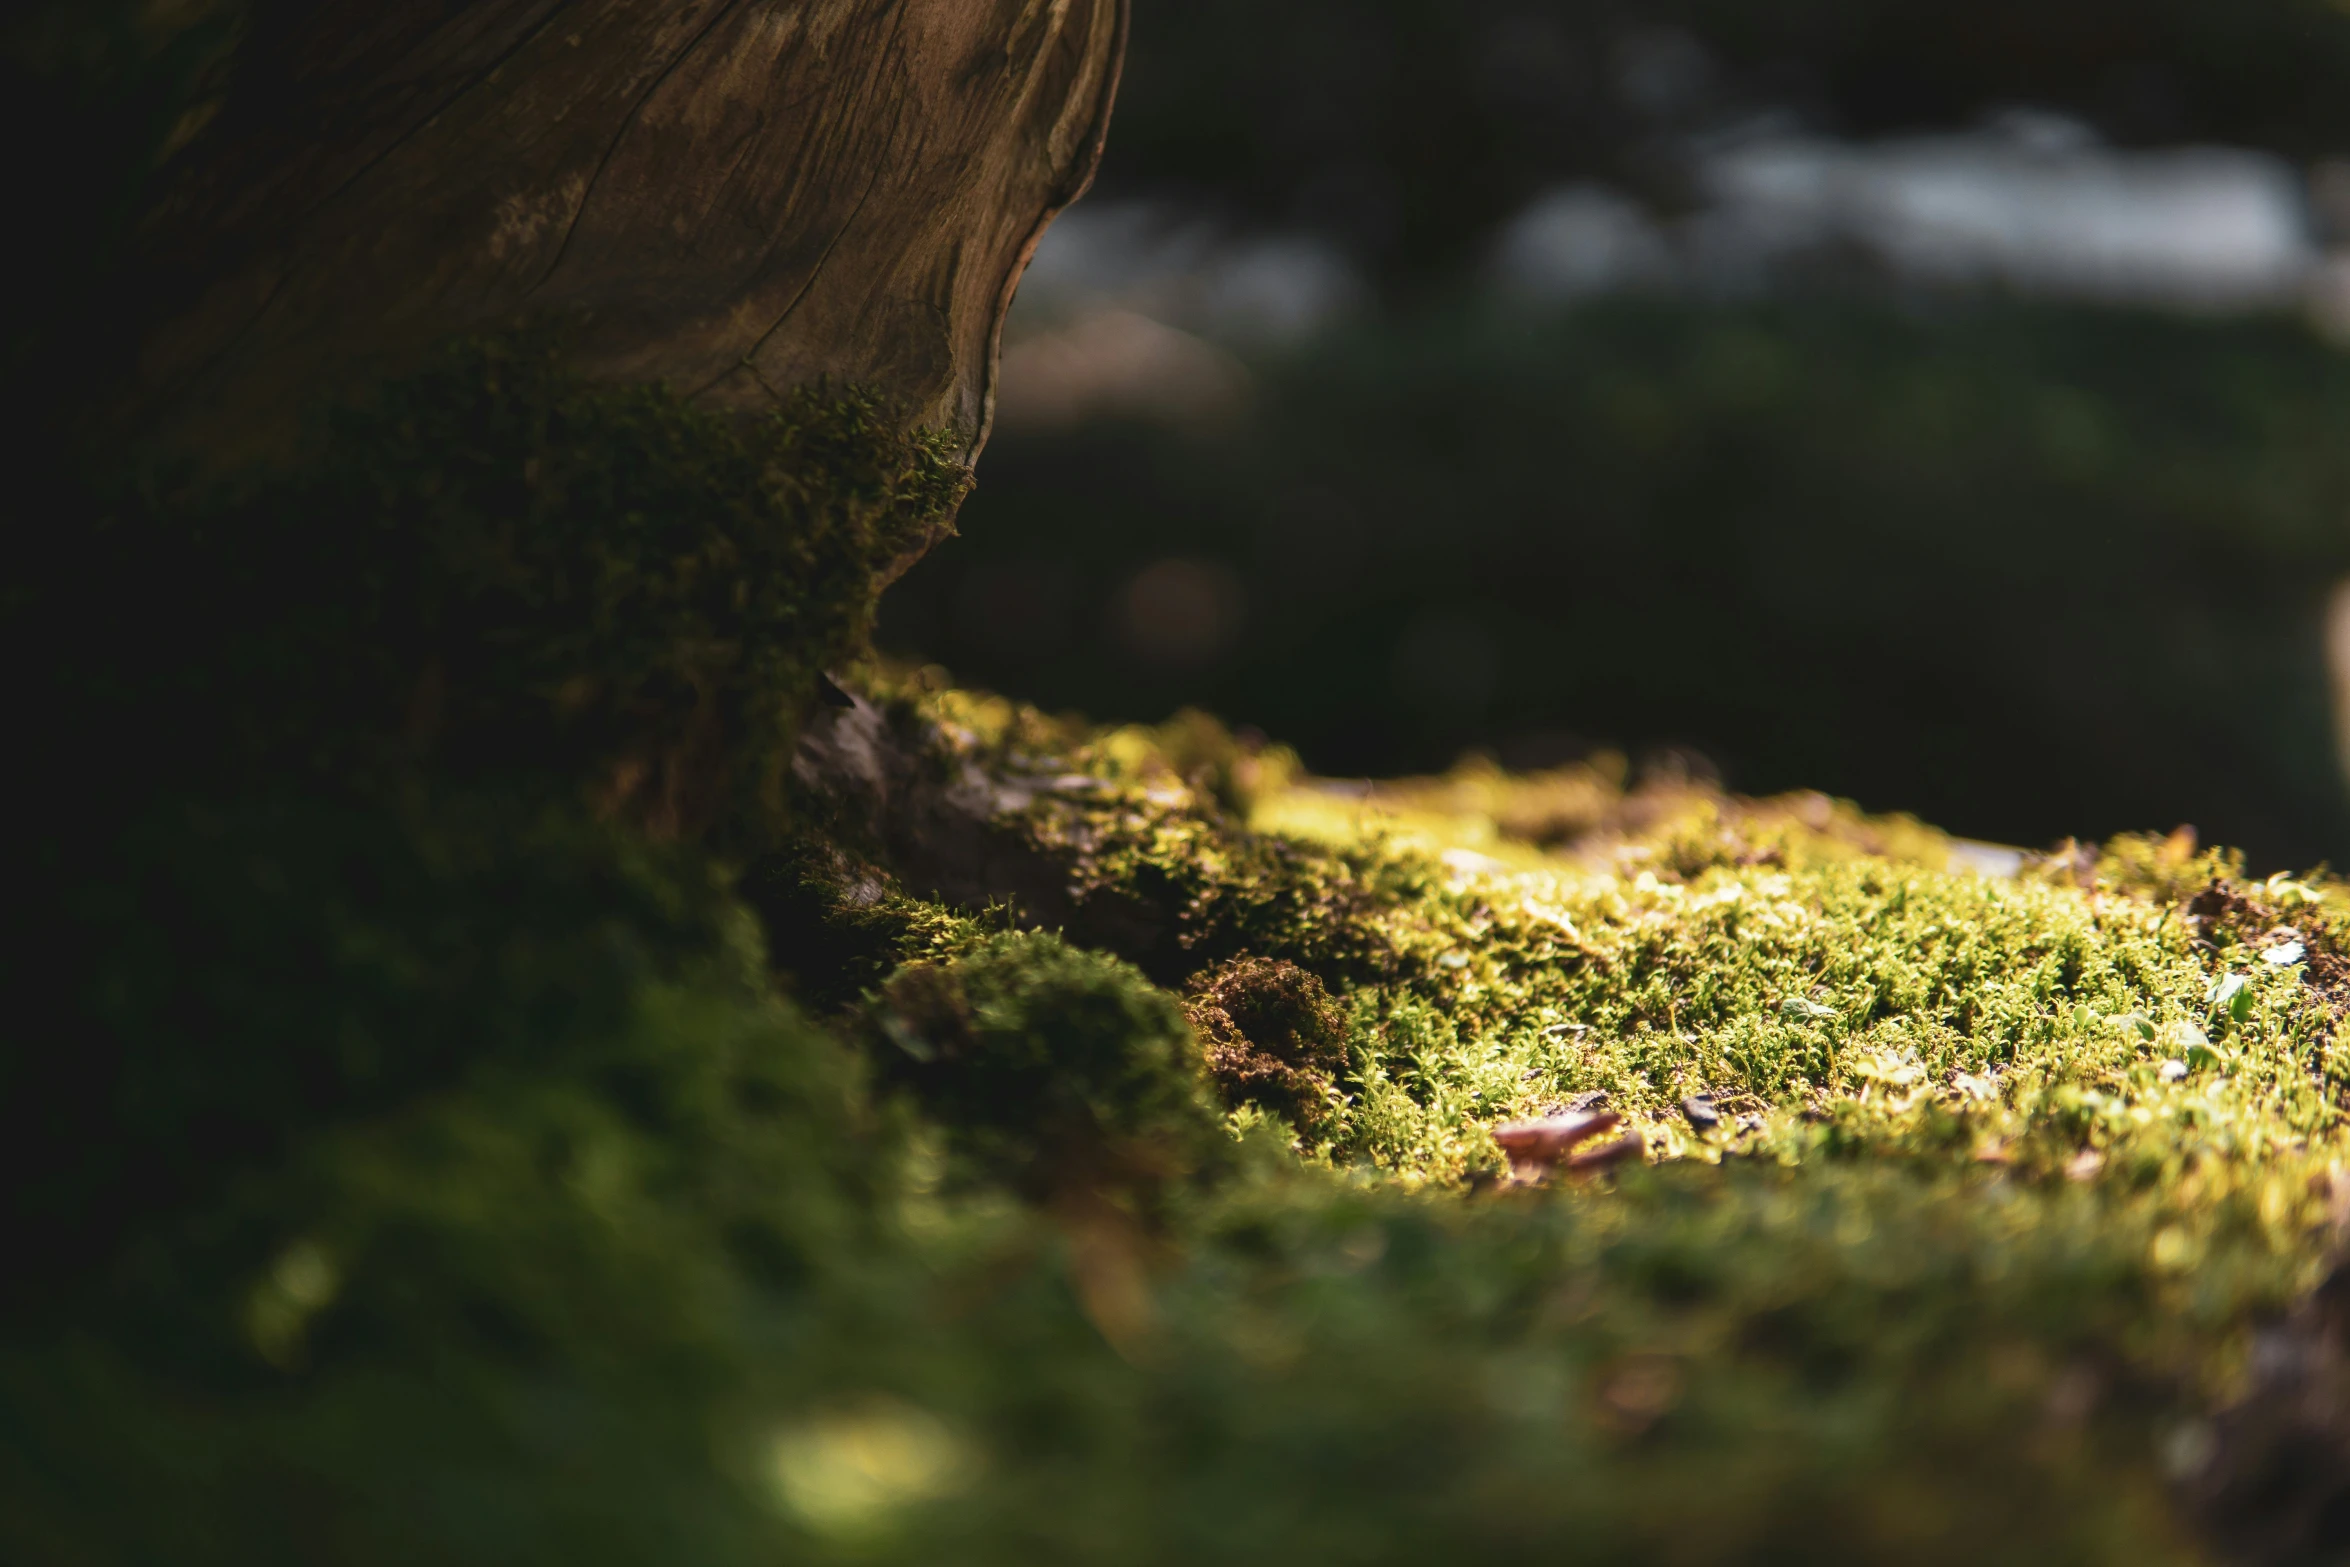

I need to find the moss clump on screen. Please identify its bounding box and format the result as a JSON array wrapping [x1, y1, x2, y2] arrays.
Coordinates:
[[10, 799, 747, 1308], [1183, 957, 1349, 1137], [866, 931, 1222, 1202]]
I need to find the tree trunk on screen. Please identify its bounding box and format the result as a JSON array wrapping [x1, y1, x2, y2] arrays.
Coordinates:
[[115, 0, 1127, 513]]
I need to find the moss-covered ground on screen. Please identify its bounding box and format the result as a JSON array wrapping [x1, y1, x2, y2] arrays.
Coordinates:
[[10, 348, 2350, 1564], [760, 681, 2350, 1562]]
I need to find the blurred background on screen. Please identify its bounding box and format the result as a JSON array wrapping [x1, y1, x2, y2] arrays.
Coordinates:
[[877, 0, 2350, 871]]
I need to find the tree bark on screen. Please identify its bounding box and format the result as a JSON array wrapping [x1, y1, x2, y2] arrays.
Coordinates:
[[115, 0, 1127, 502]]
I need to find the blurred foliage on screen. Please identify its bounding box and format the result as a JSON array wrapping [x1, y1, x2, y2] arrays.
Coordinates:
[[0, 904, 905, 1565], [1107, 0, 2350, 284], [892, 297, 2350, 869]]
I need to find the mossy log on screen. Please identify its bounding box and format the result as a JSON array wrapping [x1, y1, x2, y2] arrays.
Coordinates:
[[112, 0, 1127, 509]]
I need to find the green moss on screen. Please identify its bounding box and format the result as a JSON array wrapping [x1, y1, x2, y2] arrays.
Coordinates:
[[851, 682, 2350, 1205], [752, 837, 1007, 1014], [898, 1158, 2280, 1564], [724, 673, 2349, 1558], [865, 931, 1223, 1203], [0, 920, 906, 1566]]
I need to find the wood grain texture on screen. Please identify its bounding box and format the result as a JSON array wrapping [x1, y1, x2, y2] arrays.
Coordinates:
[[120, 0, 1127, 482]]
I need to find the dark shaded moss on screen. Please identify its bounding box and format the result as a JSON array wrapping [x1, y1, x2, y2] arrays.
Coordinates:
[[13, 796, 737, 1314], [747, 836, 1007, 1014], [24, 337, 967, 836], [864, 931, 1223, 1203], [2, 340, 967, 1313], [0, 337, 980, 1562], [0, 919, 906, 1567]]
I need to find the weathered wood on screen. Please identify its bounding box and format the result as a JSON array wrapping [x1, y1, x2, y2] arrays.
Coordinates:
[[118, 0, 1127, 498]]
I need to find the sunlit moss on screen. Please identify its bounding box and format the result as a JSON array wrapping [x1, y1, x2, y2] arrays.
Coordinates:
[[833, 672, 2350, 1206], [745, 673, 2350, 1560]]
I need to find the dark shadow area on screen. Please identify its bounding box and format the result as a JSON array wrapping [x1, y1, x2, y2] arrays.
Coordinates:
[[888, 298, 2350, 869]]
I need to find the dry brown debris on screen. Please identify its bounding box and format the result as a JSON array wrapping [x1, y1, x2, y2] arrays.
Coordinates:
[[1492, 1112, 1645, 1179], [1183, 958, 1350, 1137]]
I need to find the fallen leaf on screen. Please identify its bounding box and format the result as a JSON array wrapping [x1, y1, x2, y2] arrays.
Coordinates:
[[1493, 1112, 1620, 1174], [1564, 1130, 1647, 1173]]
